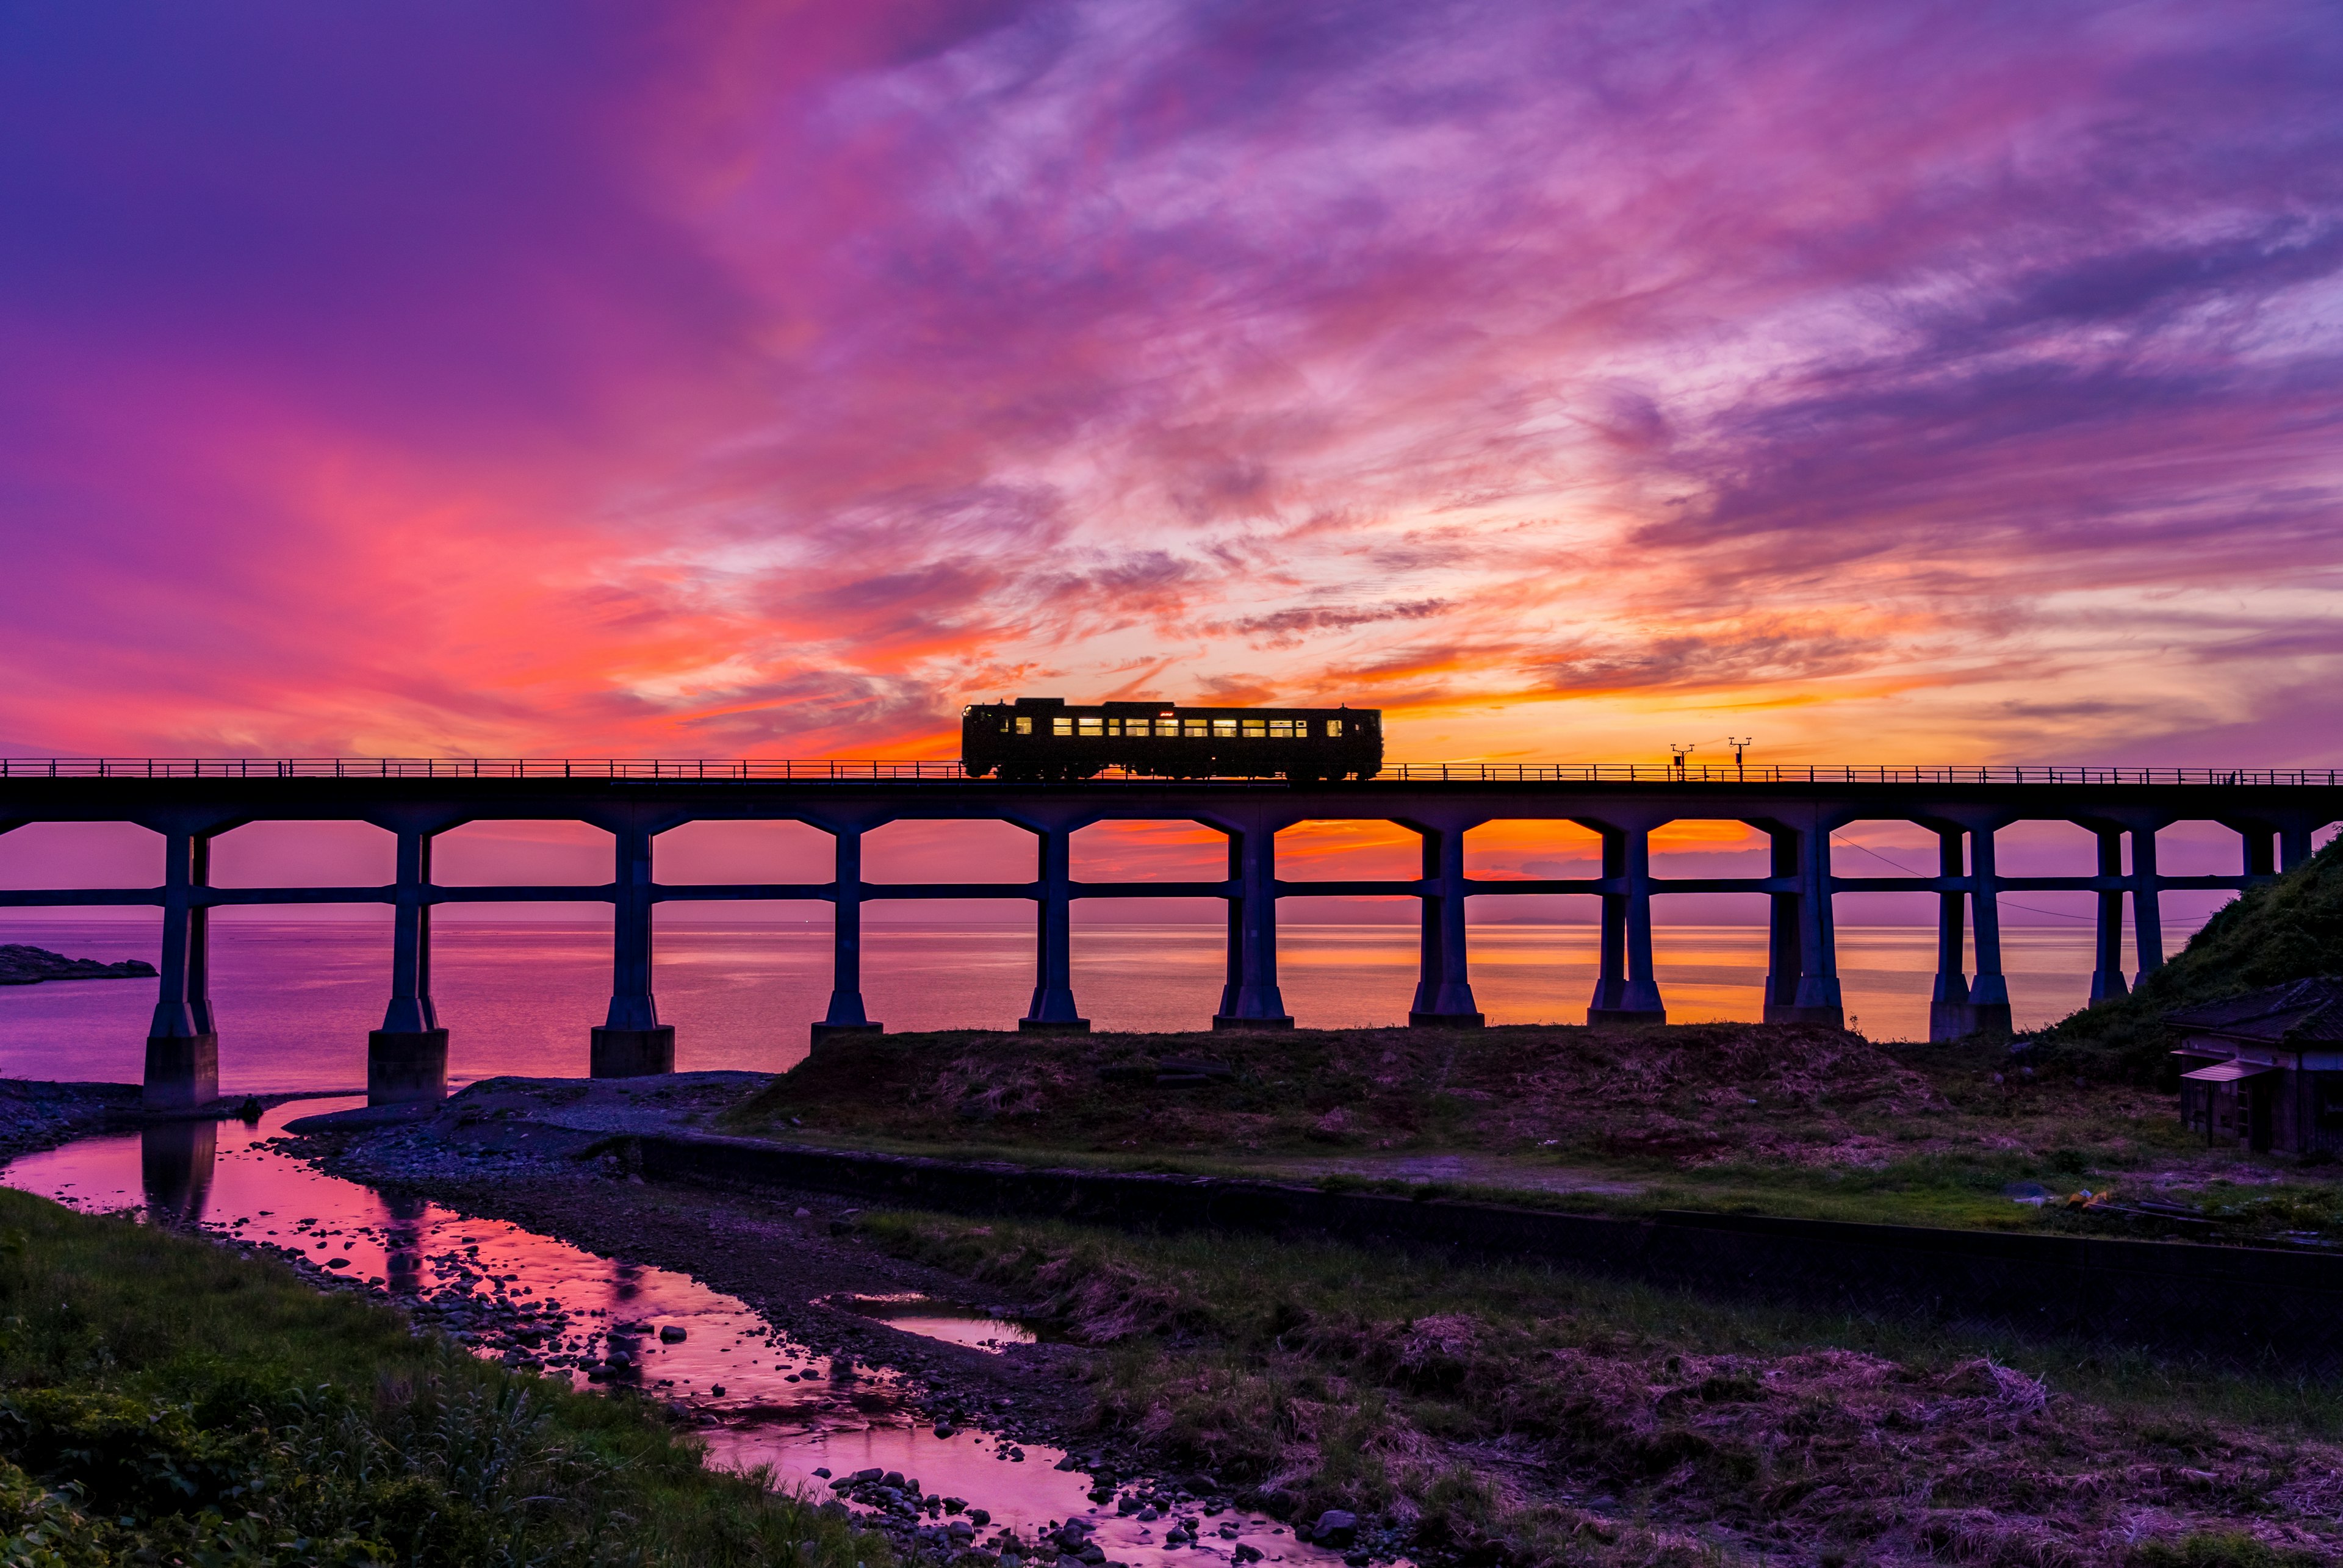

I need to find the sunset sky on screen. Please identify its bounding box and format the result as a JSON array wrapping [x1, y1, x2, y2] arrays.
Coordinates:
[[4, 0, 2339, 775]]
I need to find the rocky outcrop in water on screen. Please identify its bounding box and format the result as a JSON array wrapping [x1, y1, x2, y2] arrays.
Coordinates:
[[0, 944, 156, 985]]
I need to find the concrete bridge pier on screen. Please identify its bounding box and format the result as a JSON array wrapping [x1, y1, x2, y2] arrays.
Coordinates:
[[1406, 821, 1483, 1027], [143, 830, 218, 1110], [1761, 824, 1804, 1026], [1927, 823, 1975, 1040], [2281, 821, 2319, 872], [369, 827, 448, 1104], [812, 825, 883, 1051], [1588, 824, 1665, 1026], [2087, 824, 2129, 1007], [2131, 825, 2166, 986], [1020, 824, 1089, 1033], [1966, 825, 2014, 1039], [1588, 827, 1630, 1018], [1213, 821, 1292, 1030], [1786, 819, 1846, 1027], [591, 826, 673, 1077]]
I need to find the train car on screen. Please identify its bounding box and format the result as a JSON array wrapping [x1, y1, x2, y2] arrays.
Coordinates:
[[962, 697, 1382, 782]]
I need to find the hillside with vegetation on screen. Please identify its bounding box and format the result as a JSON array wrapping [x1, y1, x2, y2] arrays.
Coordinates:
[[2045, 837, 2343, 1081]]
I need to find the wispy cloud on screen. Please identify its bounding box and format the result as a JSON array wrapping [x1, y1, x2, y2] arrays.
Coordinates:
[[1, 0, 2338, 767]]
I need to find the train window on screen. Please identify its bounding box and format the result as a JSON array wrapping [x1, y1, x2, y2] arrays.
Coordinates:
[[1015, 717, 1033, 735], [1078, 717, 1104, 736], [1053, 717, 1074, 736], [1241, 719, 1266, 738], [1325, 720, 1342, 736], [1211, 719, 1238, 738], [1155, 719, 1181, 737], [1268, 719, 1298, 738], [1182, 719, 1209, 737]]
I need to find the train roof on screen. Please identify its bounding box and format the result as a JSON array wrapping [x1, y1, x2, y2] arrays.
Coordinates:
[[965, 697, 1376, 715]]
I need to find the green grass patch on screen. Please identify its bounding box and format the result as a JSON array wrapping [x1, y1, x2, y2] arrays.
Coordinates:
[[0, 1187, 891, 1567]]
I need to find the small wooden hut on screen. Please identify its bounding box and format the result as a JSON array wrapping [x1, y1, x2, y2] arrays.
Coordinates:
[[2167, 978, 2343, 1154]]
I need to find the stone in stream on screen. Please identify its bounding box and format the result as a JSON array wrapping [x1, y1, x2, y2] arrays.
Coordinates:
[[1311, 1510, 1359, 1547]]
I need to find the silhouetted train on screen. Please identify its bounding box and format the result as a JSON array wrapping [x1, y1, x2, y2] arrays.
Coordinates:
[[962, 697, 1383, 782]]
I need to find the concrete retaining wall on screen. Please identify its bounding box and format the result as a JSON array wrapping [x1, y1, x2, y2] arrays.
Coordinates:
[[636, 1132, 2343, 1371]]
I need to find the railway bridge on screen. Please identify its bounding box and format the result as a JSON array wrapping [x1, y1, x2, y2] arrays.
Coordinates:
[[0, 758, 2335, 1109]]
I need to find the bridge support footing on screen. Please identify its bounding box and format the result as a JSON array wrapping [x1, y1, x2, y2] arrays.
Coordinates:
[[1408, 1010, 1485, 1029], [810, 1021, 883, 1052], [1587, 1007, 1665, 1027], [142, 1033, 218, 1112], [590, 1026, 675, 1078], [1763, 1004, 1846, 1029], [1966, 1004, 2014, 1040], [1018, 1018, 1090, 1034], [1213, 1014, 1294, 1031], [1927, 1001, 1976, 1041], [368, 1029, 448, 1105]]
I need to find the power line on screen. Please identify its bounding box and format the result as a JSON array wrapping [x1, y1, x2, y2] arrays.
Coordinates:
[[1827, 832, 2093, 922]]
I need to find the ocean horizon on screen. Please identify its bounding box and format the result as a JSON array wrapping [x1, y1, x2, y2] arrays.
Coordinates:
[[0, 916, 2116, 1094]]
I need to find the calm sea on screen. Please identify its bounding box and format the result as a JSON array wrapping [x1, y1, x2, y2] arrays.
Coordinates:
[[0, 917, 2117, 1094]]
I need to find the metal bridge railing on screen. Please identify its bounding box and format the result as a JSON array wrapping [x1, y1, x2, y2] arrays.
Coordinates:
[[1, 757, 2339, 786]]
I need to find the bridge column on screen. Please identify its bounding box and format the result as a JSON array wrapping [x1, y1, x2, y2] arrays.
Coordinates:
[[1928, 825, 1974, 1040], [2089, 826, 2128, 1007], [1408, 823, 1483, 1027], [1588, 829, 1629, 1017], [812, 827, 884, 1050], [2131, 826, 2165, 985], [370, 829, 448, 1104], [2281, 822, 2318, 872], [1967, 826, 2013, 1038], [2238, 822, 2278, 883], [591, 827, 674, 1077], [1214, 824, 1291, 1029], [1021, 825, 1088, 1032], [1589, 825, 1664, 1025], [145, 830, 218, 1110], [1760, 824, 1802, 1023], [1779, 821, 1843, 1028]]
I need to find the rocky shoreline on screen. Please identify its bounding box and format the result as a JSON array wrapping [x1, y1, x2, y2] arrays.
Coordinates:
[[0, 1077, 142, 1162]]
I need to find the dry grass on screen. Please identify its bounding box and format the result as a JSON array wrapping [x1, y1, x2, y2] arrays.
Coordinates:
[[726, 1024, 2304, 1234], [866, 1209, 2343, 1568]]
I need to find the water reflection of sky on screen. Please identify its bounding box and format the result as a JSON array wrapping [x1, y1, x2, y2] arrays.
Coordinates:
[[1, 1103, 1355, 1564]]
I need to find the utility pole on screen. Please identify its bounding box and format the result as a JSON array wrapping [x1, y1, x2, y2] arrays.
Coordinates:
[[1669, 743, 1695, 777], [1729, 736, 1752, 779]]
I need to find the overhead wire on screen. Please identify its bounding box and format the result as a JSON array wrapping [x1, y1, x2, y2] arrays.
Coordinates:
[[1827, 832, 2094, 922]]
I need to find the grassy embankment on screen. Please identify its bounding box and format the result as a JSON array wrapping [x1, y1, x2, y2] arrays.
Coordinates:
[[860, 1204, 2343, 1568], [0, 1186, 887, 1567], [723, 1023, 2323, 1239], [726, 839, 2343, 1242], [2044, 835, 2343, 1082]]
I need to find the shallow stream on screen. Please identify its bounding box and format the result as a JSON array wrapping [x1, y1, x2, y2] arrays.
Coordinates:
[[3, 1102, 1348, 1567]]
